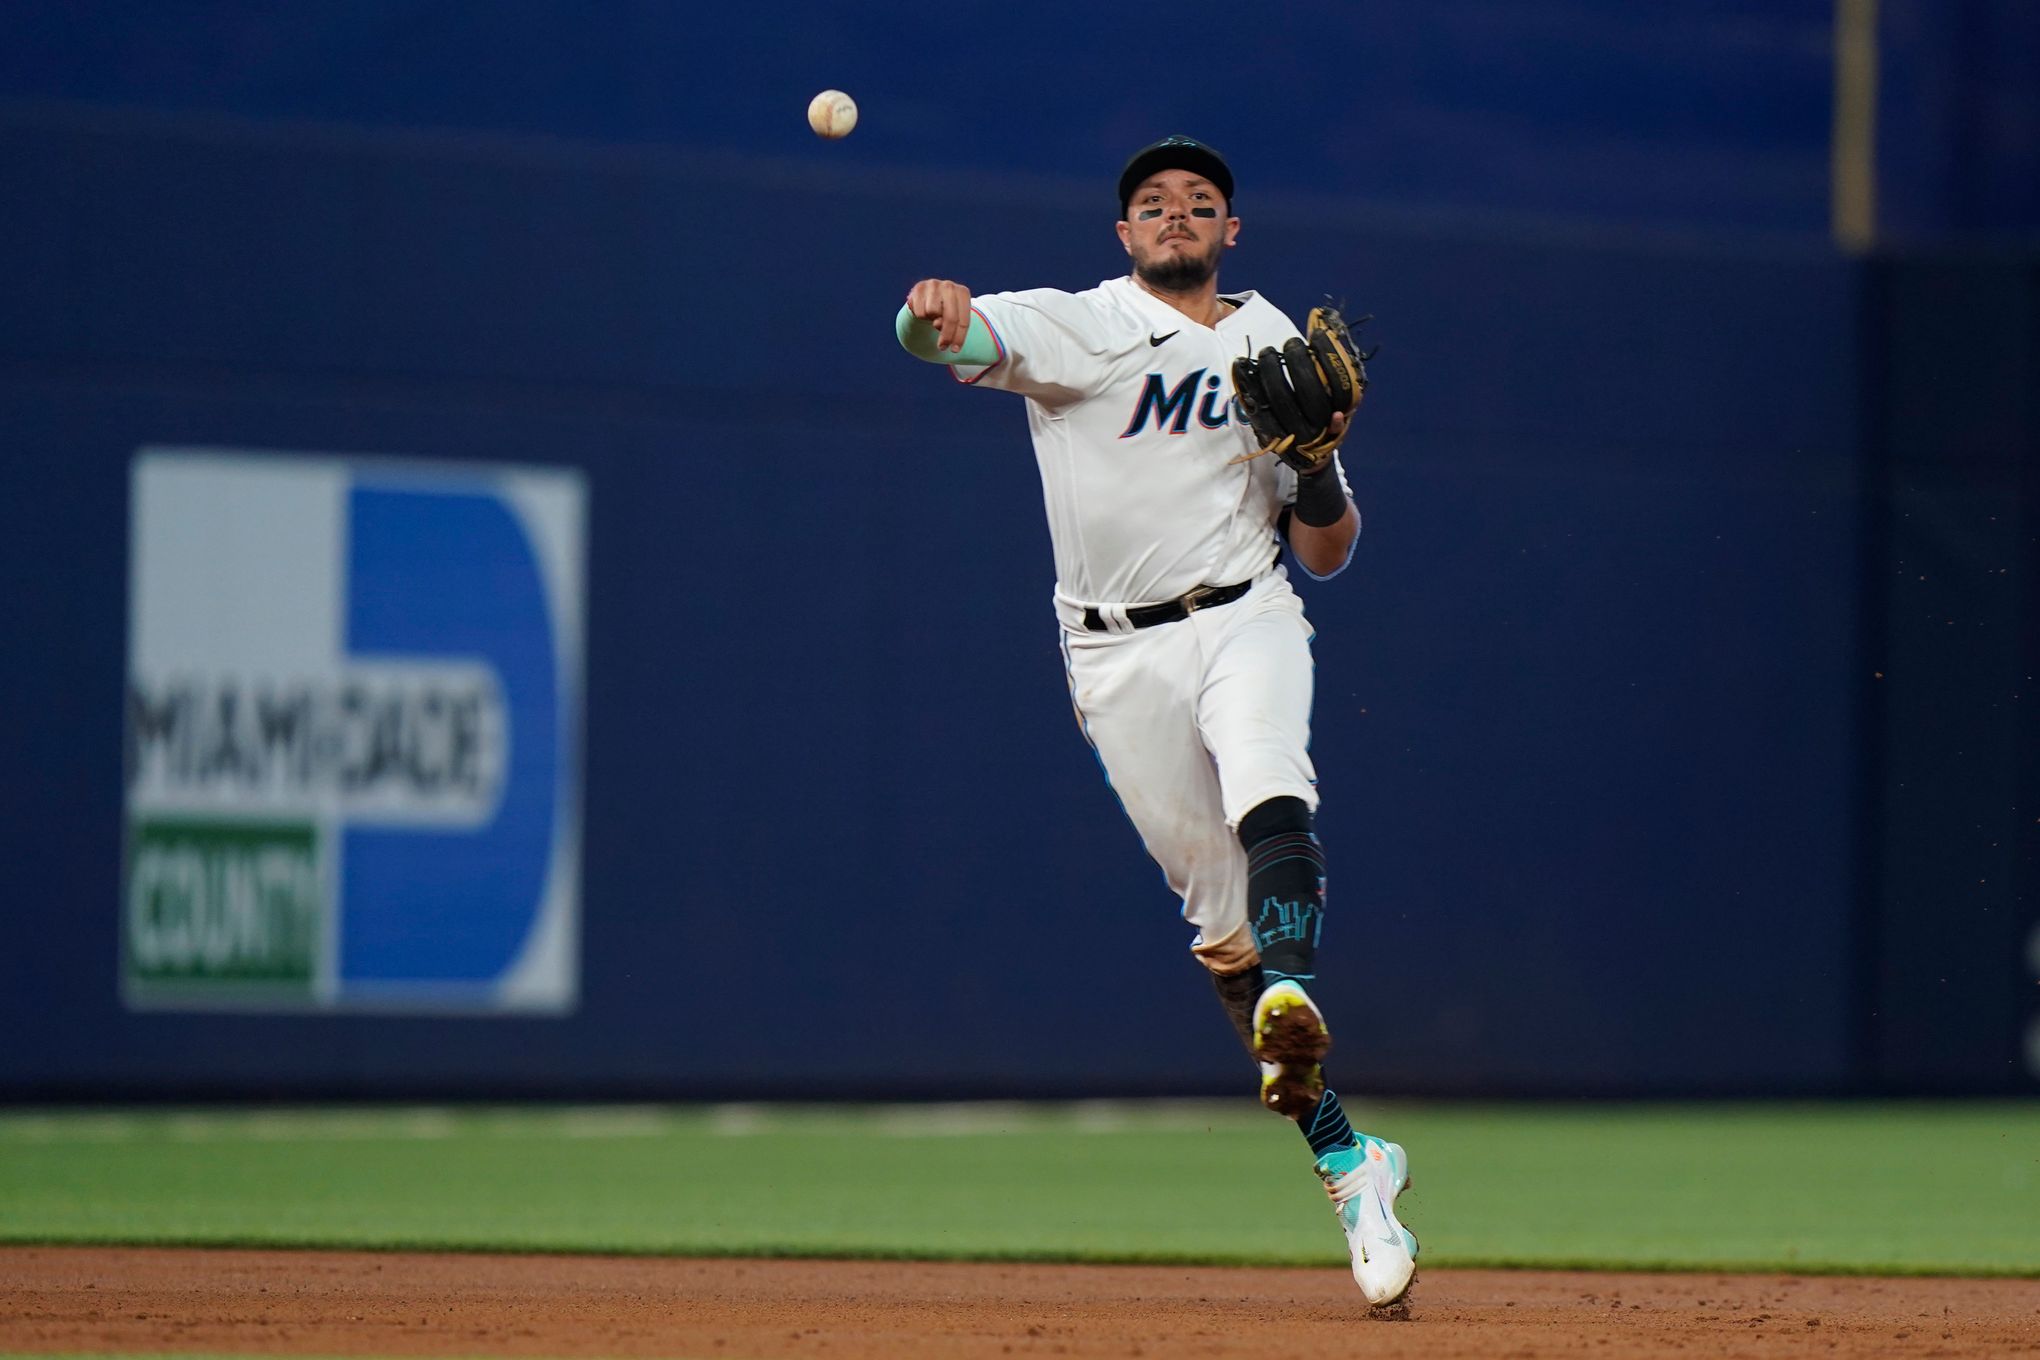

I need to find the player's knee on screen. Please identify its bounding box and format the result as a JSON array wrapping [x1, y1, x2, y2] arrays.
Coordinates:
[[1191, 922, 1261, 975], [1238, 795, 1312, 847]]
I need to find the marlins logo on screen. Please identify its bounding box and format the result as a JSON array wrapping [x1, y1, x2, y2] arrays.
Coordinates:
[[123, 449, 586, 1013], [1119, 368, 1235, 438]]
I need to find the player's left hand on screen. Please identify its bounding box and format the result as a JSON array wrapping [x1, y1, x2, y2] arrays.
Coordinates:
[[1231, 308, 1370, 474]]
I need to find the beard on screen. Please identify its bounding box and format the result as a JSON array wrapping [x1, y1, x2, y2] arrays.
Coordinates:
[[1133, 235, 1222, 292]]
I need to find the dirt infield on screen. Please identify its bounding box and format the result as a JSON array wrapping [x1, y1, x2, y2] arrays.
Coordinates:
[[2, 1247, 2035, 1359]]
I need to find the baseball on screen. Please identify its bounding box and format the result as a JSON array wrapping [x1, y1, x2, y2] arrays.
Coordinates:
[[807, 89, 857, 140]]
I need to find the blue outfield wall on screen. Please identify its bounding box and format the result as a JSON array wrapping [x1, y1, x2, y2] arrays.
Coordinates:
[[0, 109, 2026, 1098], [0, 0, 1842, 236], [4, 0, 2031, 241]]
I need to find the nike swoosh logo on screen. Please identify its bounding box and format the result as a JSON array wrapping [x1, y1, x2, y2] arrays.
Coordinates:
[[1371, 1190, 1401, 1253], [1149, 331, 1179, 347]]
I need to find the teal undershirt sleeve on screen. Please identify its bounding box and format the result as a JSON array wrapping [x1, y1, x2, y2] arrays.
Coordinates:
[[896, 303, 1001, 367]]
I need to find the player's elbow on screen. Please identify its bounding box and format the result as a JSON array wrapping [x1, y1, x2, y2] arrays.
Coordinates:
[[1290, 513, 1359, 580], [1295, 543, 1353, 580]]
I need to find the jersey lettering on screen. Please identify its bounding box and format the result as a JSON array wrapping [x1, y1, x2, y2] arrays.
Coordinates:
[[1197, 373, 1233, 429], [1120, 368, 1208, 438]]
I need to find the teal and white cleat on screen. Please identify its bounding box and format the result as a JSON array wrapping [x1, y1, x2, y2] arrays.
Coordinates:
[[1315, 1136, 1418, 1308], [1252, 979, 1330, 1116]]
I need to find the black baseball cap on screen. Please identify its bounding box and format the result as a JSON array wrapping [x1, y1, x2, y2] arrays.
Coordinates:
[[1117, 135, 1234, 218]]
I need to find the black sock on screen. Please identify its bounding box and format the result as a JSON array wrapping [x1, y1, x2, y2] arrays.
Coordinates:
[[1238, 797, 1326, 986], [1210, 964, 1268, 1058], [1300, 1088, 1358, 1158]]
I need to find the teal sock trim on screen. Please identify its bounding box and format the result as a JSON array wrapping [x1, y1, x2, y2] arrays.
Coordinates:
[[1302, 1088, 1358, 1158]]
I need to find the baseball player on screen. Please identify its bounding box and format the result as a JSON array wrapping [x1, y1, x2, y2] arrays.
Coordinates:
[[896, 136, 1416, 1308]]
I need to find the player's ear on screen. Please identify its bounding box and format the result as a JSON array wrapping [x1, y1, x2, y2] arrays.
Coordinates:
[[1225, 217, 1241, 248], [1115, 218, 1132, 253]]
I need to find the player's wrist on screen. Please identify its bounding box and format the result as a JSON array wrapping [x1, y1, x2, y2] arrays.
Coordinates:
[[1292, 465, 1348, 528]]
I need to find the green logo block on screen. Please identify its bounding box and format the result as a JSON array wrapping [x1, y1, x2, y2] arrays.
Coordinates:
[[125, 820, 321, 996]]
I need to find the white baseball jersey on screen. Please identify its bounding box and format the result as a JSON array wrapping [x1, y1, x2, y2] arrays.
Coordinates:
[[953, 275, 1350, 624]]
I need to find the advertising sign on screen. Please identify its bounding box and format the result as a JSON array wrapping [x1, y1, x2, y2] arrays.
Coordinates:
[[124, 450, 585, 1012]]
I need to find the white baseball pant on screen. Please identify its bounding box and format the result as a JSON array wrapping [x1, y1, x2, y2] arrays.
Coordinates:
[[1058, 570, 1320, 972]]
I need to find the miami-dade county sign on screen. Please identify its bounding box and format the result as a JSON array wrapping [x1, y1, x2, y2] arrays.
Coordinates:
[[123, 449, 585, 1012]]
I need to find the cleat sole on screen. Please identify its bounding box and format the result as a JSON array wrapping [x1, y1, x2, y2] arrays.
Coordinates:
[[1253, 993, 1331, 1115], [1253, 997, 1331, 1066], [1259, 1061, 1325, 1114]]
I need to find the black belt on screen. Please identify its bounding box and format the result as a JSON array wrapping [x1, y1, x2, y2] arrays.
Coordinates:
[[1083, 578, 1253, 632]]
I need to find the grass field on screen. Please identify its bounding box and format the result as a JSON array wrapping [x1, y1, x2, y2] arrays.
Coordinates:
[[2, 1101, 2035, 1276]]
